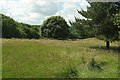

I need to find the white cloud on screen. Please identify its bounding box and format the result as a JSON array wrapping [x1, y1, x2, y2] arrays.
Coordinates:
[[30, 2, 60, 16], [55, 2, 89, 25], [0, 0, 89, 25]]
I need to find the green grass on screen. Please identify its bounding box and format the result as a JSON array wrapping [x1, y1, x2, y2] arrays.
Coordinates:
[[2, 38, 119, 78]]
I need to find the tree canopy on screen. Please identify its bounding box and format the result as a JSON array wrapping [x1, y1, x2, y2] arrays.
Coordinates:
[[76, 2, 120, 49], [41, 16, 69, 40]]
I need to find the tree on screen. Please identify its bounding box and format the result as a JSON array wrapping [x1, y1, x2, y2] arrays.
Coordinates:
[[20, 23, 40, 39], [23, 27, 40, 39], [17, 24, 27, 38], [69, 17, 95, 39], [77, 2, 120, 49], [69, 23, 80, 39], [2, 14, 19, 38], [41, 16, 69, 40], [115, 8, 120, 39]]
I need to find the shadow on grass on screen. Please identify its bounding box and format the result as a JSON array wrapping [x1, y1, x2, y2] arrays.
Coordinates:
[[89, 46, 120, 53]]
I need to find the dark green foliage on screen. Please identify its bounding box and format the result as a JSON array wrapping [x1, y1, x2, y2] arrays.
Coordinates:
[[69, 25, 80, 39], [41, 16, 69, 40], [2, 14, 40, 39], [69, 19, 95, 39], [24, 26, 40, 39], [17, 24, 27, 38], [69, 22, 87, 39], [2, 15, 19, 38], [77, 2, 120, 49]]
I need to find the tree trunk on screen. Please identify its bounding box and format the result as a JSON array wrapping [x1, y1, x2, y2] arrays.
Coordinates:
[[106, 41, 110, 50]]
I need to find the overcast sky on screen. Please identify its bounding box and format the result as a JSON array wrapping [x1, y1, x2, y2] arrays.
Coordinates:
[[0, 0, 90, 25]]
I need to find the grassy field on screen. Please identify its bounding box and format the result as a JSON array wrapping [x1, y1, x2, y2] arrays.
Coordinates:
[[2, 38, 119, 78]]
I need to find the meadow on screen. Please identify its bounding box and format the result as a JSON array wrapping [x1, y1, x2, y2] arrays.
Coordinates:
[[2, 38, 119, 78]]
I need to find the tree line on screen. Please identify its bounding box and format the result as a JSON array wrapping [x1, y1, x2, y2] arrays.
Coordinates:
[[1, 2, 120, 49], [2, 14, 94, 40], [2, 14, 40, 39]]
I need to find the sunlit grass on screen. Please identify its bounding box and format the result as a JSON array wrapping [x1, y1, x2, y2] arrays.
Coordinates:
[[2, 38, 119, 78]]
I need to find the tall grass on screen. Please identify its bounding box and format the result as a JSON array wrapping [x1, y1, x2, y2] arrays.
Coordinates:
[[2, 38, 119, 78]]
